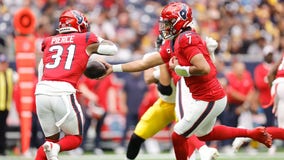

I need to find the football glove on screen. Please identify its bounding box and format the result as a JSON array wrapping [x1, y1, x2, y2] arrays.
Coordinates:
[[205, 36, 218, 62], [155, 35, 164, 49]]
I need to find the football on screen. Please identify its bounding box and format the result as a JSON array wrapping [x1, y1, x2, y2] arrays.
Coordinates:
[[84, 60, 107, 79]]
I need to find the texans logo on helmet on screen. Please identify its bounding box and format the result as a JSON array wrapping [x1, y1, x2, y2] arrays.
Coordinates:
[[179, 5, 188, 20], [72, 10, 83, 24]]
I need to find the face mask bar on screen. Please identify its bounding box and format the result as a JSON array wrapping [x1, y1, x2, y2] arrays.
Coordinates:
[[159, 20, 173, 40], [159, 17, 181, 40]]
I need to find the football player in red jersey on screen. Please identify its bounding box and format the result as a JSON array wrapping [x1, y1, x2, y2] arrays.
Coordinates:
[[266, 50, 284, 149], [34, 9, 117, 160], [268, 50, 284, 126], [232, 47, 284, 154], [125, 37, 219, 160], [103, 2, 272, 160]]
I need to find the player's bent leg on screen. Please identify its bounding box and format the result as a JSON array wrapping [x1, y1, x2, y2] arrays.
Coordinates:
[[266, 127, 284, 140], [35, 145, 47, 160], [186, 138, 197, 159], [247, 127, 272, 148], [175, 97, 227, 138], [198, 125, 272, 148], [35, 135, 60, 160], [43, 141, 60, 160], [126, 99, 175, 159], [135, 99, 175, 139], [187, 135, 219, 160], [58, 135, 82, 151], [53, 94, 84, 151], [172, 132, 188, 160], [42, 135, 82, 160], [187, 135, 206, 157], [126, 133, 146, 160]]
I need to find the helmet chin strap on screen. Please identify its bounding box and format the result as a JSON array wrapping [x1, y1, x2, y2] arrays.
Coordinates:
[[181, 26, 192, 33], [57, 27, 78, 33]]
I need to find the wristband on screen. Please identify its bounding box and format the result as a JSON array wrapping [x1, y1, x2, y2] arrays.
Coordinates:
[[112, 64, 123, 72], [174, 65, 191, 77]]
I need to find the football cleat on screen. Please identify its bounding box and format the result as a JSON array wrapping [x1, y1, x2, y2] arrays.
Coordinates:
[[247, 127, 272, 148], [232, 137, 251, 152], [199, 145, 219, 160], [43, 141, 60, 160]]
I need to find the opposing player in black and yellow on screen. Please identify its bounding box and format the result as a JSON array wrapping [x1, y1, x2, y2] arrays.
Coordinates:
[[125, 62, 175, 159]]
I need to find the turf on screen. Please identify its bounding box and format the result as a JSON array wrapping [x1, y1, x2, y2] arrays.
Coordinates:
[[4, 152, 284, 160]]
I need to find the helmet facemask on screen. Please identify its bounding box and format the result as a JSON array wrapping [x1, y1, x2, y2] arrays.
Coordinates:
[[159, 17, 180, 40]]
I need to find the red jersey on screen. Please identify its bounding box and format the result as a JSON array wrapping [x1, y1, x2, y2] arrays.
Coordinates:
[[80, 74, 115, 110], [226, 70, 254, 105], [254, 63, 272, 107], [173, 31, 225, 101], [160, 40, 173, 62], [276, 54, 284, 78], [41, 32, 99, 87], [160, 41, 180, 85], [138, 83, 158, 118]]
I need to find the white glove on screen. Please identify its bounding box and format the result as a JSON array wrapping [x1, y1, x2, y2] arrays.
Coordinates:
[[205, 36, 218, 62]]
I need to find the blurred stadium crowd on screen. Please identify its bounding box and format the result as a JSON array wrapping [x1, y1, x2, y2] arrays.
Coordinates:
[[1, 0, 283, 62], [1, 0, 284, 157]]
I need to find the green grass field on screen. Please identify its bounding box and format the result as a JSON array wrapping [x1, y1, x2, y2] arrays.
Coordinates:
[[4, 152, 284, 160]]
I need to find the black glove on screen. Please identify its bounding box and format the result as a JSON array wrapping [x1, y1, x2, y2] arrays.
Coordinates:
[[155, 35, 164, 49]]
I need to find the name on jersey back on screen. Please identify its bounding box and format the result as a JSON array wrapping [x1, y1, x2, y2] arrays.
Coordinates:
[[51, 35, 75, 44]]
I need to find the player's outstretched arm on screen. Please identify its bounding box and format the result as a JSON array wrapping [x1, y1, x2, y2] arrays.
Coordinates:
[[99, 51, 164, 79], [112, 51, 164, 72], [143, 52, 163, 84]]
